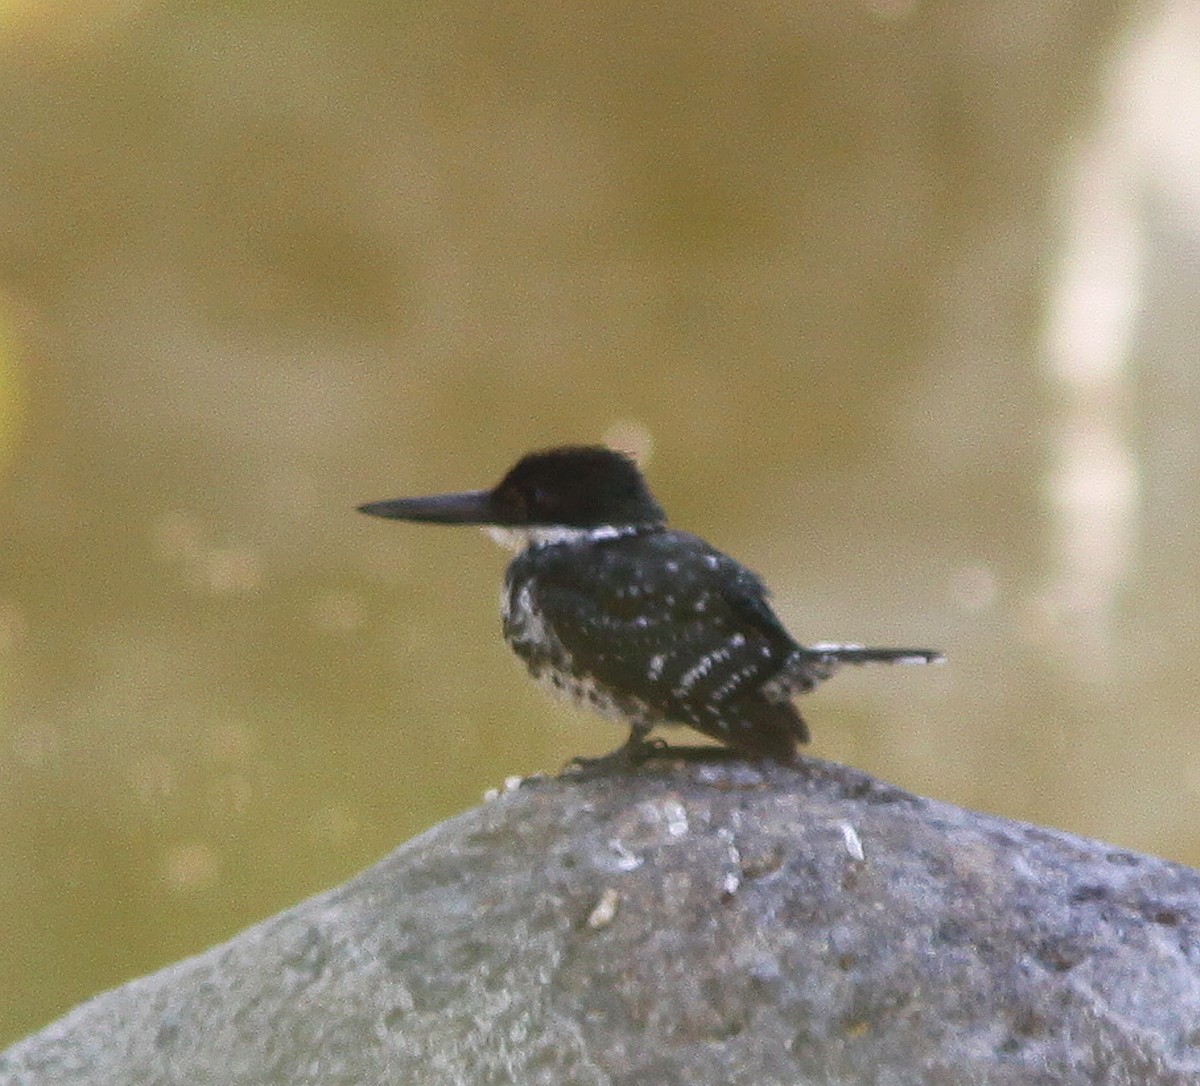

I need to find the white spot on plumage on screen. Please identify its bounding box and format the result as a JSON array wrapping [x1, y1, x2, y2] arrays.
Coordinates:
[[710, 663, 762, 703], [505, 574, 654, 725], [672, 633, 745, 697], [525, 654, 653, 725], [504, 582, 551, 650], [674, 655, 715, 696], [647, 654, 666, 680]]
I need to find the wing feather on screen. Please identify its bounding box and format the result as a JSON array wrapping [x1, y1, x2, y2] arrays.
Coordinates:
[[509, 531, 799, 730]]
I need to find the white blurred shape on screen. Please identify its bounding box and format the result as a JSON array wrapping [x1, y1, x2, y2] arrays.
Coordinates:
[[1041, 0, 1200, 664]]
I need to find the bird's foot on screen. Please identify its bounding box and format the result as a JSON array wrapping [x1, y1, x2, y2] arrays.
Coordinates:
[[561, 740, 802, 779], [561, 734, 666, 779]]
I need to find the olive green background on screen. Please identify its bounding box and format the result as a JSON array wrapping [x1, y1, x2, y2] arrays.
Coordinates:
[[4, 0, 1198, 1048]]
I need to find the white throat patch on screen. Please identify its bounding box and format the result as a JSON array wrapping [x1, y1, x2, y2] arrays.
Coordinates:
[[484, 524, 638, 552]]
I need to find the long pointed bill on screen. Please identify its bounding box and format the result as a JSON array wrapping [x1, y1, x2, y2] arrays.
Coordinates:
[[357, 489, 496, 524]]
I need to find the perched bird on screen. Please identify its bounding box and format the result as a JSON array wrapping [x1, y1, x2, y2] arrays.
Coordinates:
[[359, 446, 942, 764]]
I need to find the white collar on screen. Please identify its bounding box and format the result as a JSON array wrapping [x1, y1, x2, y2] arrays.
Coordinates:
[[483, 524, 642, 552]]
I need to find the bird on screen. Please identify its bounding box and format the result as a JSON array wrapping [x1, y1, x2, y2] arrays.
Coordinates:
[[359, 445, 943, 765]]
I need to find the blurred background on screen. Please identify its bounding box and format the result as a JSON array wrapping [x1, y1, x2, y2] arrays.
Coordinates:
[[2, 0, 1198, 1047]]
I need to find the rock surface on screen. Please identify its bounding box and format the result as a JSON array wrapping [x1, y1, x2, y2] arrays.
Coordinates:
[[3, 756, 1200, 1085]]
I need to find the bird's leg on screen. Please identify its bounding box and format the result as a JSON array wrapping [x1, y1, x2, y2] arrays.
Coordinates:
[[562, 725, 660, 778]]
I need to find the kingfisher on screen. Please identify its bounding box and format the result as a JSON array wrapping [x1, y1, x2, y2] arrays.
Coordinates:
[[359, 446, 942, 764]]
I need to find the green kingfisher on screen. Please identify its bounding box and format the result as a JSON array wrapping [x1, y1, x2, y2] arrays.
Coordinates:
[[360, 446, 943, 763]]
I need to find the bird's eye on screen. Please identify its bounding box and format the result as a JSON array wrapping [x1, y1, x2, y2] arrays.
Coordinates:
[[499, 485, 528, 517]]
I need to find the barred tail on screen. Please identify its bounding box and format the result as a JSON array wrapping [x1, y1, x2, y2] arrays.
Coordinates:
[[776, 643, 944, 692], [807, 644, 944, 667]]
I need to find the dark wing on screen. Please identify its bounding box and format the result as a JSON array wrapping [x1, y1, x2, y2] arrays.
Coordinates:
[[514, 530, 804, 748]]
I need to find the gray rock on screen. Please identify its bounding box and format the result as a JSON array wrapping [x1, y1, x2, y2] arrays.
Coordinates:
[[3, 756, 1199, 1085]]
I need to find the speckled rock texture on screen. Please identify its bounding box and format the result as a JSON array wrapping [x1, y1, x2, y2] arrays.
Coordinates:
[[3, 756, 1199, 1085]]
